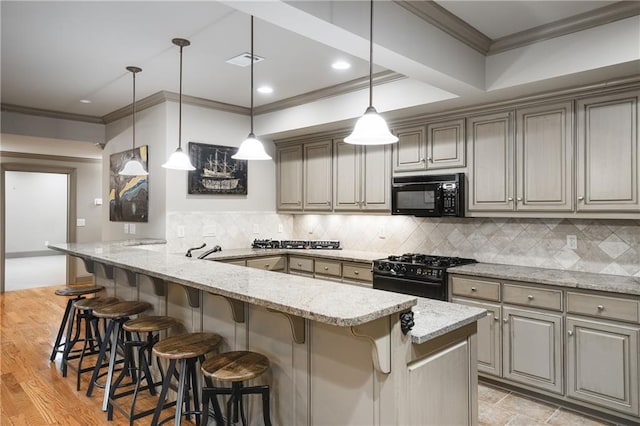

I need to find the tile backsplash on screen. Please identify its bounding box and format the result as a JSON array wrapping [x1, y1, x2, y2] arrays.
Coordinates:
[[293, 215, 640, 277], [166, 212, 640, 277]]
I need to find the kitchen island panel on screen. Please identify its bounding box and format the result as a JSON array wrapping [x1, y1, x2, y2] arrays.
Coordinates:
[[167, 282, 201, 333], [202, 292, 246, 354]]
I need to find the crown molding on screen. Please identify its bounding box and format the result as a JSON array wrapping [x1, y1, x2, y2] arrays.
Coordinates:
[[489, 1, 640, 55], [254, 71, 406, 115], [395, 1, 640, 56], [0, 151, 102, 163], [394, 1, 491, 54], [0, 103, 103, 124]]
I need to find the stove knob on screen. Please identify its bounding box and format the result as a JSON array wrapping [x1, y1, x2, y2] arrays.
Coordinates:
[[392, 264, 401, 272], [377, 264, 385, 271], [384, 264, 391, 271], [400, 266, 407, 274]]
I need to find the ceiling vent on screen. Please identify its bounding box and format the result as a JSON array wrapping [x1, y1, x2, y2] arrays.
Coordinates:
[[225, 52, 265, 67]]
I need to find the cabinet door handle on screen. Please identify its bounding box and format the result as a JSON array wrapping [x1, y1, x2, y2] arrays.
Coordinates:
[[527, 295, 534, 300], [568, 330, 574, 336], [597, 304, 604, 311], [471, 287, 477, 292]]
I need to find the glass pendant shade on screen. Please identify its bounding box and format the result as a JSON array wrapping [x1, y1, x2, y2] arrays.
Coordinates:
[[344, 106, 398, 145], [232, 133, 271, 160], [119, 66, 148, 176], [119, 158, 148, 176], [162, 147, 195, 170], [163, 38, 196, 171]]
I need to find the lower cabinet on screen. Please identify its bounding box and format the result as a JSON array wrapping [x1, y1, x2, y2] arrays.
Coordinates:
[[503, 307, 563, 394], [245, 255, 286, 272], [566, 316, 640, 416]]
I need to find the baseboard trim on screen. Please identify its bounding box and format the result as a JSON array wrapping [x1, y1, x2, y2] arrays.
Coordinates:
[[5, 250, 65, 259]]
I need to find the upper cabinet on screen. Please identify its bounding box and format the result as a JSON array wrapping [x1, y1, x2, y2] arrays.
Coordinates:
[[392, 119, 465, 174], [303, 140, 333, 211], [468, 102, 574, 213], [576, 90, 639, 212], [467, 111, 515, 211], [516, 101, 573, 212], [333, 140, 391, 212], [276, 144, 303, 211]]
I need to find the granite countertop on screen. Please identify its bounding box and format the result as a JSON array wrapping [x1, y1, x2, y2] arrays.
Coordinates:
[[48, 241, 415, 327], [449, 263, 640, 296], [410, 298, 486, 344]]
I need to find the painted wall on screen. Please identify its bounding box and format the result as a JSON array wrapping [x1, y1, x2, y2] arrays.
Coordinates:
[[1, 110, 105, 144], [5, 171, 67, 254]]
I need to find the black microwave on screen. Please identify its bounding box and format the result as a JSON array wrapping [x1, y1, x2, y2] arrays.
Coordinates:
[[391, 173, 465, 217]]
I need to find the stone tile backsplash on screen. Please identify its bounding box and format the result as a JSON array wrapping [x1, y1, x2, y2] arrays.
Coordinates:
[[293, 215, 640, 277], [166, 212, 640, 277]]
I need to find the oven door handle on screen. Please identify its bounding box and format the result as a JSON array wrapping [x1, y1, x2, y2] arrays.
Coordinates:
[[373, 274, 442, 287]]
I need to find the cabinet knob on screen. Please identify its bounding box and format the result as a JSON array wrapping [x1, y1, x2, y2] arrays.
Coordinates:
[[517, 197, 522, 202], [597, 304, 604, 311], [324, 266, 329, 271], [297, 263, 302, 267], [265, 264, 270, 268], [508, 197, 513, 202], [471, 287, 477, 292], [493, 316, 500, 322], [503, 318, 508, 324], [527, 295, 534, 300], [568, 330, 574, 336], [428, 157, 433, 162], [578, 196, 584, 201], [354, 271, 359, 275], [420, 158, 425, 163]]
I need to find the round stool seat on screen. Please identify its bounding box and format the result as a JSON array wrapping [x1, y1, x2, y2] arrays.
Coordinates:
[[93, 301, 152, 319], [153, 332, 222, 360], [201, 351, 269, 382], [55, 285, 104, 297], [123, 316, 180, 333], [74, 296, 119, 311]]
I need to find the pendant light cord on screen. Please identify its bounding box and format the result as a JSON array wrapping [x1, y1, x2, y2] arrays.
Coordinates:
[[178, 44, 183, 150], [132, 70, 136, 155], [368, 0, 373, 108], [250, 16, 254, 134]]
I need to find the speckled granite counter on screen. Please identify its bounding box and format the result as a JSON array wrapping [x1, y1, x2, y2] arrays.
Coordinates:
[[49, 241, 414, 327], [449, 262, 640, 296], [190, 247, 389, 263], [411, 298, 486, 344]]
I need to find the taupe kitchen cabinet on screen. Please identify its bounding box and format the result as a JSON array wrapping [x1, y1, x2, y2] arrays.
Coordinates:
[[245, 255, 287, 272], [333, 139, 391, 211], [303, 140, 333, 211], [516, 101, 573, 211], [392, 119, 465, 174], [576, 90, 640, 212], [276, 144, 303, 211], [468, 102, 573, 213], [467, 111, 515, 211], [566, 316, 639, 416]]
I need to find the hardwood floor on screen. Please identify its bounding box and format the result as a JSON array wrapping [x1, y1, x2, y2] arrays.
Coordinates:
[[0, 285, 196, 426]]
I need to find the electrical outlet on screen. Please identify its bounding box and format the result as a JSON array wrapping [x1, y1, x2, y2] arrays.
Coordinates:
[[253, 224, 260, 235], [567, 235, 578, 250], [278, 224, 284, 234], [44, 240, 49, 247], [177, 226, 185, 238], [124, 223, 130, 234], [129, 224, 136, 234], [203, 225, 216, 237], [378, 225, 386, 239]]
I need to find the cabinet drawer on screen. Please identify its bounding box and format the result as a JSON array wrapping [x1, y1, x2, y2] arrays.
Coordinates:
[[289, 256, 313, 273], [451, 276, 500, 301], [503, 284, 562, 311], [246, 256, 286, 271], [567, 292, 639, 323], [220, 259, 246, 266], [342, 263, 372, 282], [314, 260, 342, 277]]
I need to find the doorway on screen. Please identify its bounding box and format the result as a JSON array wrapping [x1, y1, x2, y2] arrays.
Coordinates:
[[1, 164, 77, 293]]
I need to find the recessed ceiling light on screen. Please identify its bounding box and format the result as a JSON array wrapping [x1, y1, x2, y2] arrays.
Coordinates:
[[80, 99, 92, 104], [257, 86, 273, 94], [332, 60, 351, 70]]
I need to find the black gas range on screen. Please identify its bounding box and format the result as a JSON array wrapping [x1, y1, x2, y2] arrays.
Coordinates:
[[372, 253, 477, 300]]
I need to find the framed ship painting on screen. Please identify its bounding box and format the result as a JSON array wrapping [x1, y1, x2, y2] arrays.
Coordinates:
[[109, 146, 149, 222], [188, 142, 247, 195]]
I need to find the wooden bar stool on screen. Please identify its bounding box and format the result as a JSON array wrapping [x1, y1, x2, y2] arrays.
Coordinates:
[[71, 296, 120, 391], [50, 285, 104, 367], [150, 332, 222, 426], [107, 316, 181, 425], [86, 300, 152, 411], [201, 351, 272, 426]]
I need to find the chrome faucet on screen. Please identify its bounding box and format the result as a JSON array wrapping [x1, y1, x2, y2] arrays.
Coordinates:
[[197, 245, 222, 259]]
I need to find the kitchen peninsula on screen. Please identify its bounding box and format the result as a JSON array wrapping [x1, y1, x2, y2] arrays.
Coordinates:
[[50, 240, 485, 426]]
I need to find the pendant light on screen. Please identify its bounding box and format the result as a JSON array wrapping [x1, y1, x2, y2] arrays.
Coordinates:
[[232, 16, 272, 161], [344, 0, 398, 145], [119, 66, 149, 176], [162, 38, 196, 170]]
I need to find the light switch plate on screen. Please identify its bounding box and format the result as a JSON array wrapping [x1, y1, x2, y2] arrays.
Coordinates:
[[76, 218, 86, 227], [177, 226, 185, 238], [124, 223, 130, 234], [94, 198, 103, 206], [129, 224, 136, 234]]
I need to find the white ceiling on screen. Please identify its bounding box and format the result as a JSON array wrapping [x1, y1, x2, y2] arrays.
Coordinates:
[[0, 1, 635, 120]]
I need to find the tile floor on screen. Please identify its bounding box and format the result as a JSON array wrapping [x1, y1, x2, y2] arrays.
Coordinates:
[[478, 383, 618, 426]]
